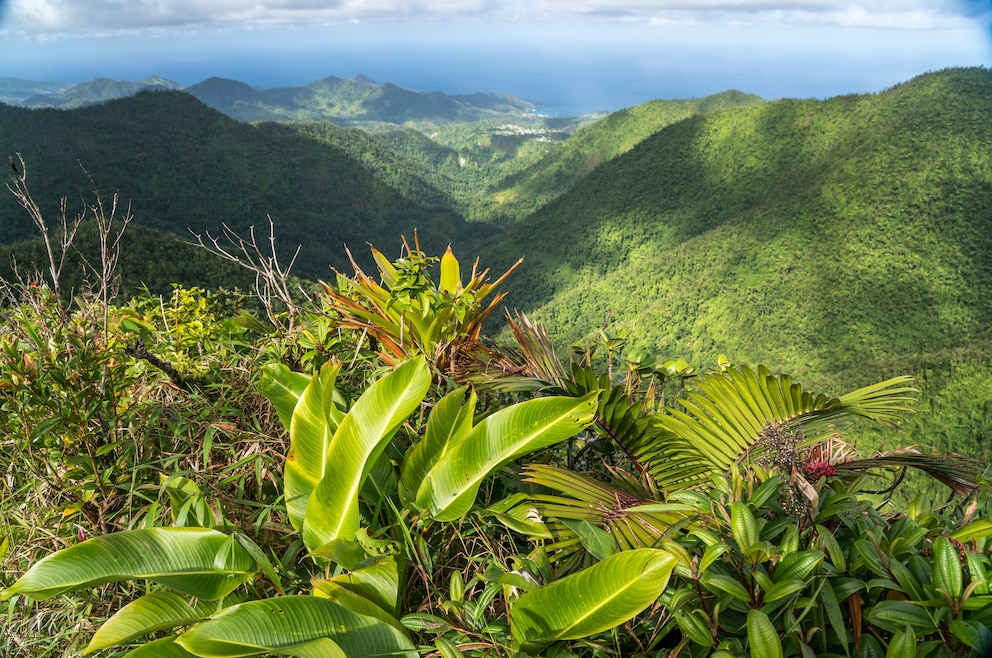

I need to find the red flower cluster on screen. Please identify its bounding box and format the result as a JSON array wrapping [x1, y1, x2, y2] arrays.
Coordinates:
[[948, 537, 973, 564], [803, 461, 836, 479]]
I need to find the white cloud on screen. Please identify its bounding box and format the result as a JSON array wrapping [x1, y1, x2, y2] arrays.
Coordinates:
[[3, 0, 989, 32]]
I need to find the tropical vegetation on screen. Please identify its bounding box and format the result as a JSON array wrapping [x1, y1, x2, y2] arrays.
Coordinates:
[[2, 66, 992, 656], [1, 166, 989, 655]]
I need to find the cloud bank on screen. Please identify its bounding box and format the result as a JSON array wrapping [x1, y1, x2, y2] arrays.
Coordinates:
[[4, 0, 990, 32]]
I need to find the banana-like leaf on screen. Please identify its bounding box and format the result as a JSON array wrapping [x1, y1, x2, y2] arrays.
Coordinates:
[[303, 357, 431, 551], [259, 364, 312, 431], [282, 361, 345, 532], [509, 548, 676, 652], [312, 580, 407, 634], [313, 556, 401, 616], [175, 596, 417, 658], [85, 591, 213, 653], [121, 636, 197, 657], [398, 386, 476, 505], [0, 527, 256, 602], [417, 392, 599, 521]]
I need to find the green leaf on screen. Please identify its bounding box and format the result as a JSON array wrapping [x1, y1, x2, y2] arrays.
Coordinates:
[[730, 502, 758, 552], [120, 636, 197, 657], [700, 573, 752, 603], [398, 386, 476, 506], [867, 601, 937, 634], [303, 357, 431, 551], [562, 519, 619, 561], [948, 619, 992, 653], [510, 548, 676, 652], [763, 578, 806, 603], [674, 608, 714, 647], [699, 543, 730, 574], [315, 556, 401, 616], [932, 536, 963, 600], [747, 609, 783, 658], [175, 596, 417, 657], [418, 392, 599, 521], [885, 625, 916, 658], [773, 550, 824, 583], [435, 636, 465, 658], [0, 528, 256, 602], [259, 363, 312, 431], [85, 591, 212, 653], [283, 361, 344, 531], [311, 580, 407, 635]]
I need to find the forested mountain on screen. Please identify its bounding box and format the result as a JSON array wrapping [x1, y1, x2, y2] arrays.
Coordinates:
[[0, 90, 482, 287], [186, 75, 537, 125], [19, 76, 183, 108], [2, 74, 538, 125], [484, 67, 992, 459], [480, 90, 765, 222]]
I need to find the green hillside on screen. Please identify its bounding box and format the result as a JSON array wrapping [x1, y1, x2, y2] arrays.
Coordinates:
[[0, 90, 481, 283], [20, 76, 183, 108], [481, 90, 765, 222], [485, 67, 992, 458]]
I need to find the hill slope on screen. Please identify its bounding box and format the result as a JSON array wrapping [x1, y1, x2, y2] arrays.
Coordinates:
[[489, 68, 992, 382], [480, 90, 765, 222], [0, 91, 481, 282]]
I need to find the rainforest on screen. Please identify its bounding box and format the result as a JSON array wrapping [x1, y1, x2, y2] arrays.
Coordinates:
[[0, 66, 990, 657]]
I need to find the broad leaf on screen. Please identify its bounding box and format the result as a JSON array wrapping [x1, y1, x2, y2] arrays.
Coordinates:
[[746, 609, 783, 658], [282, 361, 345, 530], [0, 527, 256, 602], [259, 363, 312, 431], [303, 357, 431, 551], [418, 392, 599, 521], [509, 548, 676, 652], [121, 636, 197, 657], [175, 596, 417, 658], [398, 386, 476, 506], [85, 591, 212, 653]]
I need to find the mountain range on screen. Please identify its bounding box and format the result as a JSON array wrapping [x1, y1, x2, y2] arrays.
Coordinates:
[[1, 66, 990, 464], [1, 74, 538, 125]]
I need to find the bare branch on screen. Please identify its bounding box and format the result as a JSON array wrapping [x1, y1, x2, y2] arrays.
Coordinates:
[[187, 216, 301, 330]]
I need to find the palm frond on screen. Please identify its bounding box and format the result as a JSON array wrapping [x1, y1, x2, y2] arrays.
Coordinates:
[[640, 368, 917, 491]]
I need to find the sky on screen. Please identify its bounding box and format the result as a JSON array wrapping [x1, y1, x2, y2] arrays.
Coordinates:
[[1, 1, 991, 114]]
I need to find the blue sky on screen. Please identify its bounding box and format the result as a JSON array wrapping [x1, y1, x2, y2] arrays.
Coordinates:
[[1, 1, 990, 113]]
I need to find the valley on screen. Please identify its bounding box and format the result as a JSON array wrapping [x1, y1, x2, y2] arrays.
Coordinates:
[[1, 67, 990, 465]]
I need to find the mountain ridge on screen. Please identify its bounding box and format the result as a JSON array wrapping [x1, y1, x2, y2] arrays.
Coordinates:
[[2, 73, 540, 125]]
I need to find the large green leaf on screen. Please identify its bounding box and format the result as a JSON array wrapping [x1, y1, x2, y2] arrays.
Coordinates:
[[417, 392, 599, 521], [303, 357, 431, 551], [398, 386, 476, 506], [509, 548, 676, 652], [259, 363, 312, 431], [0, 528, 256, 602], [121, 636, 198, 657], [284, 361, 344, 532], [85, 591, 213, 653], [175, 596, 417, 658]]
